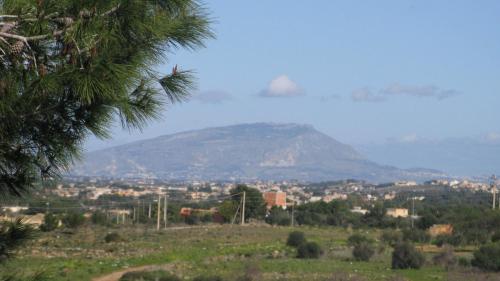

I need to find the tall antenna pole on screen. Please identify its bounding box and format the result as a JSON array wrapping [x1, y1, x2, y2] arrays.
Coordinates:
[[241, 191, 246, 225]]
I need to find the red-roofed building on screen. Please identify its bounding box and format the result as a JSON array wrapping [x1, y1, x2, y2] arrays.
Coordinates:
[[263, 192, 287, 209]]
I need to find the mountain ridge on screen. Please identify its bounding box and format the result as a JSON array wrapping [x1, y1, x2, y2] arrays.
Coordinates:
[[72, 123, 445, 182]]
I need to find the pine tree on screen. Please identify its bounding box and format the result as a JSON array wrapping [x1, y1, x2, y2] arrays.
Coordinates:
[[0, 0, 213, 196], [0, 0, 212, 271]]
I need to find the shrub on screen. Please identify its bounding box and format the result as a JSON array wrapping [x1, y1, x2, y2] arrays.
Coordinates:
[[287, 231, 306, 248], [40, 213, 58, 232], [185, 215, 200, 225], [265, 207, 291, 226], [119, 270, 180, 281], [458, 257, 470, 267], [433, 234, 464, 247], [200, 214, 213, 223], [91, 211, 108, 226], [471, 243, 500, 271], [104, 232, 124, 243], [391, 242, 425, 269], [236, 263, 261, 281], [347, 234, 373, 247], [297, 241, 323, 259], [402, 228, 430, 243], [381, 230, 402, 247], [328, 272, 367, 281], [432, 245, 457, 269], [352, 242, 375, 261], [62, 212, 85, 228], [193, 276, 223, 281], [492, 232, 500, 243]]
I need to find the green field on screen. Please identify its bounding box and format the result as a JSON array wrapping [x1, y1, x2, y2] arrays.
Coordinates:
[[0, 225, 494, 281]]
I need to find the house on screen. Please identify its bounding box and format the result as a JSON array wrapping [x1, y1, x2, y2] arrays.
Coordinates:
[[26, 213, 45, 226], [263, 192, 287, 209], [428, 224, 453, 237], [386, 208, 409, 218], [179, 207, 218, 217], [350, 206, 369, 215]]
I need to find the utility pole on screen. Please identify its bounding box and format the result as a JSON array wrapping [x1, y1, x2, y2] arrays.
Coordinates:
[[133, 207, 136, 223], [157, 195, 161, 231], [148, 203, 152, 218], [241, 191, 246, 225], [163, 194, 168, 229], [492, 175, 497, 210], [291, 201, 295, 227], [411, 197, 415, 229]]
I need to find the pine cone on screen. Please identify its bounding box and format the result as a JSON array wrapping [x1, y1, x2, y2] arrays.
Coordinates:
[[9, 41, 24, 55]]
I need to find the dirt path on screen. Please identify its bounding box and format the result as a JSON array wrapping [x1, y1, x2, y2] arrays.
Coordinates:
[[91, 264, 174, 281]]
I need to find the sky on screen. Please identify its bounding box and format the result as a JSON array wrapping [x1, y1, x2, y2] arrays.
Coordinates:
[[86, 0, 500, 151]]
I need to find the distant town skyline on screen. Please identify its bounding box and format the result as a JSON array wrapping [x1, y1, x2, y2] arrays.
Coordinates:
[[86, 0, 500, 151]]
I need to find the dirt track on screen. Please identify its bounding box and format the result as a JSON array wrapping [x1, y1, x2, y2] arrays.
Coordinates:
[[91, 264, 174, 281]]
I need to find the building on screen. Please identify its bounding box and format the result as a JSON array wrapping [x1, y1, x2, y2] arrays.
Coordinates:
[[263, 192, 287, 209], [350, 206, 369, 215], [428, 224, 453, 237], [386, 208, 409, 218]]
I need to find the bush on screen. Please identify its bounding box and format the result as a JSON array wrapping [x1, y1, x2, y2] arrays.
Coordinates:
[[193, 276, 223, 281], [104, 232, 124, 243], [62, 212, 85, 228], [458, 257, 470, 267], [200, 214, 213, 223], [347, 234, 373, 247], [402, 228, 430, 243], [287, 231, 306, 248], [91, 211, 108, 226], [391, 242, 425, 269], [471, 243, 500, 271], [185, 215, 200, 225], [40, 213, 58, 232], [297, 241, 323, 259], [236, 263, 261, 281], [352, 242, 375, 261], [119, 270, 180, 281], [492, 232, 500, 243], [433, 233, 464, 247], [381, 230, 402, 247], [265, 207, 291, 226], [432, 245, 457, 269]]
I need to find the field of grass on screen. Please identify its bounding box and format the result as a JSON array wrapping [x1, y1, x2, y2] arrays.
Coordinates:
[[0, 224, 493, 281]]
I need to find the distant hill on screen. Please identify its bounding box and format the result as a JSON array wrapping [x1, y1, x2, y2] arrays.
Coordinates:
[[71, 123, 445, 182], [357, 137, 500, 177]]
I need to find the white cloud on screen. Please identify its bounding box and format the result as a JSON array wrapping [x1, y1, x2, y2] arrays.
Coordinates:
[[351, 88, 386, 102], [192, 90, 233, 104], [319, 94, 341, 102], [352, 83, 460, 103], [259, 75, 304, 98], [484, 132, 500, 142], [381, 83, 459, 100], [400, 133, 419, 143]]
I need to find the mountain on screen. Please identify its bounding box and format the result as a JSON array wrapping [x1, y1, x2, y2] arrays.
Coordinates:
[[356, 137, 500, 177], [72, 123, 445, 182]]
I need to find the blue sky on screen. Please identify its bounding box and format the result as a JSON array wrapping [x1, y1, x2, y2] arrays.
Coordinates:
[[86, 0, 500, 151]]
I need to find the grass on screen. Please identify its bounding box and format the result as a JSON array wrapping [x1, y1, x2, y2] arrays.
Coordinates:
[[0, 224, 483, 281]]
